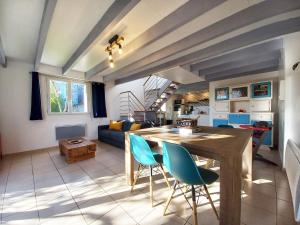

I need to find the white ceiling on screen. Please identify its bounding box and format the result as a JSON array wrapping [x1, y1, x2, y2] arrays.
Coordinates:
[[157, 66, 205, 84], [0, 0, 45, 63], [0, 0, 299, 83], [72, 0, 188, 71], [98, 0, 259, 78], [41, 0, 114, 67]]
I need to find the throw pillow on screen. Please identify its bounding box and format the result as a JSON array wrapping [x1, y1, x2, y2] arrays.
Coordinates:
[[122, 121, 132, 131], [130, 123, 142, 131], [109, 120, 123, 131]]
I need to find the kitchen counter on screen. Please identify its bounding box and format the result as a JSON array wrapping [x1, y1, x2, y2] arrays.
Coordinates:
[[177, 114, 210, 126], [177, 114, 200, 119]]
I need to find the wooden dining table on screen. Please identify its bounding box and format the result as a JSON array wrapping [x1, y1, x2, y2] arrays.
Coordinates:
[[125, 126, 252, 225]]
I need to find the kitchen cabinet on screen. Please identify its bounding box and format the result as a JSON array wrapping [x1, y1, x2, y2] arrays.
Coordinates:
[[228, 114, 250, 124], [213, 119, 229, 127]]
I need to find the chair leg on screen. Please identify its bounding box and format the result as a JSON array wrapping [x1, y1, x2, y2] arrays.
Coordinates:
[[203, 184, 219, 220], [159, 164, 171, 189], [191, 185, 198, 225], [149, 165, 154, 207], [131, 163, 142, 192], [178, 184, 193, 209], [163, 180, 177, 216]]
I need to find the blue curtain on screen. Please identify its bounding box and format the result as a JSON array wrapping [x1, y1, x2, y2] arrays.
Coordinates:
[[92, 82, 107, 118], [30, 72, 43, 120]]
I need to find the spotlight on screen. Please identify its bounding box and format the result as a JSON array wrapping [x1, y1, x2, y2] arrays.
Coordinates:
[[109, 59, 114, 68], [108, 51, 113, 60], [118, 44, 123, 54]]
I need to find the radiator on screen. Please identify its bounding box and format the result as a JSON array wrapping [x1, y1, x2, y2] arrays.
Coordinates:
[[55, 124, 86, 140], [285, 139, 300, 222]]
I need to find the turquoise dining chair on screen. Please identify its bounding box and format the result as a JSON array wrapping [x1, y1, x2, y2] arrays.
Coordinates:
[[130, 134, 170, 206], [162, 141, 219, 225], [218, 124, 234, 128]]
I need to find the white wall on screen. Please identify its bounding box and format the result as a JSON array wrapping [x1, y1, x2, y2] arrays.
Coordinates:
[[282, 32, 300, 165], [105, 78, 146, 120], [278, 50, 285, 160], [0, 59, 145, 154], [209, 71, 279, 124], [0, 59, 109, 154], [206, 32, 300, 166]]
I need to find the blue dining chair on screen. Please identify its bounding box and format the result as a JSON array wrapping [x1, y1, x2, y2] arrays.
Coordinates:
[[162, 141, 219, 225], [130, 134, 170, 206], [218, 124, 234, 128]]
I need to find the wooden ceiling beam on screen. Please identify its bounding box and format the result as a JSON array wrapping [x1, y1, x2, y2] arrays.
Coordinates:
[[104, 0, 300, 82], [112, 16, 300, 84], [34, 0, 57, 71], [205, 60, 279, 81], [62, 0, 140, 75], [190, 39, 283, 72], [86, 0, 225, 78], [199, 50, 281, 76]]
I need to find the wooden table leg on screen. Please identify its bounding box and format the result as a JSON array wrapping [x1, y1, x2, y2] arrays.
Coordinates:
[[125, 132, 134, 186], [242, 137, 252, 181], [219, 155, 242, 225]]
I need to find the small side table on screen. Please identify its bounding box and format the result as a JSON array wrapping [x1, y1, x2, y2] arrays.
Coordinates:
[[59, 138, 96, 163]]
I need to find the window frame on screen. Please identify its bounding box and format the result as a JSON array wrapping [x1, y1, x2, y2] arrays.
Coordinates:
[[47, 78, 90, 115]]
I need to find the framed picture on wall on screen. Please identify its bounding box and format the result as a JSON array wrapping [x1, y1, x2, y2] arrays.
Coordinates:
[[251, 81, 272, 98], [230, 85, 249, 99], [215, 87, 229, 101]]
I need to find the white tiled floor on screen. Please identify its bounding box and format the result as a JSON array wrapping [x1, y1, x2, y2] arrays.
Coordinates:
[[0, 142, 299, 225]]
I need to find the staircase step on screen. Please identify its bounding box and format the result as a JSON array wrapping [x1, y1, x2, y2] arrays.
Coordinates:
[[143, 77, 179, 113], [166, 87, 177, 91]]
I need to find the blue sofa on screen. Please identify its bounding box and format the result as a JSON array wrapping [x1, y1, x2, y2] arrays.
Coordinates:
[[98, 121, 152, 149]]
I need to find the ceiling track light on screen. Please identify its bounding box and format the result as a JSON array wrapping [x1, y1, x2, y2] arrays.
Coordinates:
[[105, 34, 124, 68]]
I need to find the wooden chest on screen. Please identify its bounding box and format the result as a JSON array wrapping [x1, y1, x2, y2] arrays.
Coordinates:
[[59, 138, 96, 164]]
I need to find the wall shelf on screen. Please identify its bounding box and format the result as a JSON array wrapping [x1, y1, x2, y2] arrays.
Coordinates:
[[212, 80, 274, 146], [230, 100, 250, 113]]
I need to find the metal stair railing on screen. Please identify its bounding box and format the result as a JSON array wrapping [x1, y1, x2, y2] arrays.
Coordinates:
[[143, 75, 171, 110], [120, 91, 145, 121]]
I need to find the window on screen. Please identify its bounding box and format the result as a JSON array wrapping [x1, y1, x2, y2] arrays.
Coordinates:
[[71, 82, 88, 113], [49, 80, 68, 113], [48, 79, 88, 114]]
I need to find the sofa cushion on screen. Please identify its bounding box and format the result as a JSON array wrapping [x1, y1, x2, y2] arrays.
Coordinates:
[[122, 121, 132, 131], [99, 129, 124, 142], [110, 131, 125, 142], [99, 129, 115, 139], [130, 123, 142, 131], [109, 120, 123, 131]]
